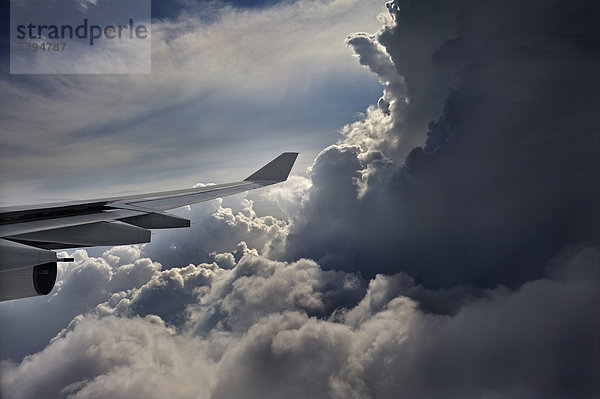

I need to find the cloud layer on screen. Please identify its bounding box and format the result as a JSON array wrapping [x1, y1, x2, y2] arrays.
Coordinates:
[[1, 244, 598, 399]]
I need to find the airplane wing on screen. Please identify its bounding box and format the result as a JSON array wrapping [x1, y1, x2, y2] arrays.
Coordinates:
[[0, 152, 298, 302]]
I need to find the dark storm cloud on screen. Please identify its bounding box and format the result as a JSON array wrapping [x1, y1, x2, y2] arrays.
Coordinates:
[[285, 0, 600, 289]]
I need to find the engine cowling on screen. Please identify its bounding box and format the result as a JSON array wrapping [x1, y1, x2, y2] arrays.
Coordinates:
[[0, 262, 57, 301]]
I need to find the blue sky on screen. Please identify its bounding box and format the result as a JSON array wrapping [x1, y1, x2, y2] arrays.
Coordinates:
[[0, 0, 385, 204]]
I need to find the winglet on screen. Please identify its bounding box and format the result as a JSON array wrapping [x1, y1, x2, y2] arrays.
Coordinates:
[[244, 152, 298, 182]]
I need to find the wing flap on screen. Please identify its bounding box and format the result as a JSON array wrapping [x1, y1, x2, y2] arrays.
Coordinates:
[[7, 221, 151, 248], [118, 213, 190, 229], [0, 209, 142, 237]]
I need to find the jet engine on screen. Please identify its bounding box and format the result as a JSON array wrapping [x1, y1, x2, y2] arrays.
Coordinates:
[[0, 262, 57, 301]]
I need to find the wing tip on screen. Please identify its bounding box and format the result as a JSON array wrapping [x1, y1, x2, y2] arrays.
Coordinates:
[[244, 152, 299, 182]]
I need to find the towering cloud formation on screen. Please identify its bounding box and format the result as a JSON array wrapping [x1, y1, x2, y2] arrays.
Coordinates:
[[286, 0, 599, 289], [1, 1, 598, 398]]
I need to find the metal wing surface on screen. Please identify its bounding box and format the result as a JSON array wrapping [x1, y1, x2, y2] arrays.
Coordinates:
[[0, 152, 298, 301]]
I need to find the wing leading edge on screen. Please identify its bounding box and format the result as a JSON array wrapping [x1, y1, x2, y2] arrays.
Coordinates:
[[0, 152, 297, 301]]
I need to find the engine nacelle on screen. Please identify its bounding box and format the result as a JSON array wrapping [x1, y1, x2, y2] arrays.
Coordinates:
[[0, 262, 57, 301]]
